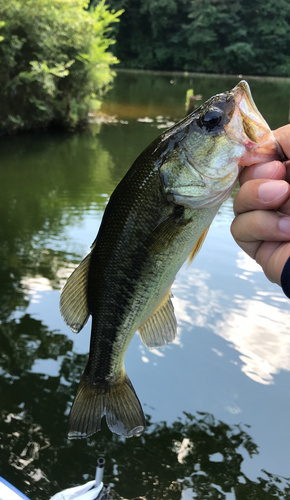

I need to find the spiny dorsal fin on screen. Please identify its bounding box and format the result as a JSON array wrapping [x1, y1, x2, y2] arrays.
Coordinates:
[[187, 226, 210, 268], [59, 253, 91, 333], [67, 367, 145, 439], [138, 289, 177, 349]]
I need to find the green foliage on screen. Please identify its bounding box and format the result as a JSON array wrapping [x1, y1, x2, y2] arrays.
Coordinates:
[[0, 0, 123, 133], [107, 0, 290, 76]]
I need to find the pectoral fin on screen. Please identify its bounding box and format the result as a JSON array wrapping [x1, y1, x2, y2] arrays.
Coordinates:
[[187, 226, 210, 268], [144, 206, 191, 254], [138, 289, 177, 349], [59, 253, 91, 333]]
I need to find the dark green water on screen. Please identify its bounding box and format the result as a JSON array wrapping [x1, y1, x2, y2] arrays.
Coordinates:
[[1, 71, 290, 499]]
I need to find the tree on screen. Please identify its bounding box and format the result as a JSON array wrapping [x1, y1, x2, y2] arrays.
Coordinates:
[[0, 0, 123, 133], [107, 0, 290, 76]]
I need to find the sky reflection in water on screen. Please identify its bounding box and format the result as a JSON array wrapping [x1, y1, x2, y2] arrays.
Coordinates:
[[1, 71, 290, 499], [173, 210, 290, 387]]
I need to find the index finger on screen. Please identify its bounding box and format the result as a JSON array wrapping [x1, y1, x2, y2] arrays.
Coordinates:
[[233, 179, 290, 216], [239, 160, 286, 186]]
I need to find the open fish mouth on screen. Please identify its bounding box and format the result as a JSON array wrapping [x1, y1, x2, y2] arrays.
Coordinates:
[[226, 80, 284, 165], [233, 80, 270, 143]]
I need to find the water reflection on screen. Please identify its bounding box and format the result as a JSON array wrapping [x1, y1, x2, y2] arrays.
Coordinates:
[[174, 268, 290, 386], [171, 207, 290, 388], [1, 333, 289, 500], [1, 71, 290, 498], [219, 250, 290, 385], [218, 298, 290, 385], [0, 129, 119, 326], [102, 70, 290, 129]]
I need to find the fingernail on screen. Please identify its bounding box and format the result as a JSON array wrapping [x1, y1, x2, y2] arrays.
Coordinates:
[[279, 217, 290, 234], [258, 181, 289, 202], [253, 162, 279, 179]]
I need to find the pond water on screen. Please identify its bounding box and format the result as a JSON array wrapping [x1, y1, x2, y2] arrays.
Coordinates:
[[1, 70, 290, 499]]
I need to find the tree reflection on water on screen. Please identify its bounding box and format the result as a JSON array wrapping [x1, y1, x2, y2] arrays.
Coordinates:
[[0, 85, 290, 499], [0, 321, 289, 500]]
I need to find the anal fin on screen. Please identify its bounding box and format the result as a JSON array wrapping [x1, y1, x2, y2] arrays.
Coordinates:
[[138, 289, 177, 349], [187, 226, 210, 268]]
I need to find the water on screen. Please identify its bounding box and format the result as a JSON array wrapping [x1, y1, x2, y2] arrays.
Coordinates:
[[1, 70, 290, 499]]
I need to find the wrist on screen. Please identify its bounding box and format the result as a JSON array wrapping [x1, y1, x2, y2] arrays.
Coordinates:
[[281, 256, 290, 298]]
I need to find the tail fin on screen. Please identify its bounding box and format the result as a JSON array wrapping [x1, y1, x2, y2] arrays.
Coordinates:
[[67, 367, 145, 439]]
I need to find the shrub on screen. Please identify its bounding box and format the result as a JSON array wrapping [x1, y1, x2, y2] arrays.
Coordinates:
[[0, 0, 122, 133]]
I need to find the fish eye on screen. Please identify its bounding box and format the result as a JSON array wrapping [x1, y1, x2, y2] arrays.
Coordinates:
[[199, 109, 223, 131]]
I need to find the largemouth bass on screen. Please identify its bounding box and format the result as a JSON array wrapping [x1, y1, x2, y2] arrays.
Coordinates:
[[60, 81, 281, 439]]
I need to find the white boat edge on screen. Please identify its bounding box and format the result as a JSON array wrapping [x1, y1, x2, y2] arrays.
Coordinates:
[[0, 476, 31, 500]]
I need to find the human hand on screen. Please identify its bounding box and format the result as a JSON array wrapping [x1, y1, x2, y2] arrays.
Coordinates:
[[231, 124, 290, 286]]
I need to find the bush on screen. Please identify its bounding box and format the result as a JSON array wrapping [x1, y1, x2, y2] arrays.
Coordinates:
[[0, 0, 122, 133]]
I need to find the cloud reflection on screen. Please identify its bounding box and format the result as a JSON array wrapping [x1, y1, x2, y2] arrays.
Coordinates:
[[173, 251, 290, 385], [217, 299, 290, 384]]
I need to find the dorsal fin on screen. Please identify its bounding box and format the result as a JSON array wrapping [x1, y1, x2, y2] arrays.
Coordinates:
[[187, 226, 210, 268], [59, 253, 91, 333], [138, 289, 177, 349]]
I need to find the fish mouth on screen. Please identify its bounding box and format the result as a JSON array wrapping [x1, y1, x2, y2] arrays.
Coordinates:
[[225, 80, 284, 166], [232, 81, 270, 144]]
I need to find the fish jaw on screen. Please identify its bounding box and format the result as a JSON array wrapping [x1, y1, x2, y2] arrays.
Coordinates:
[[226, 80, 283, 166], [166, 164, 239, 210]]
